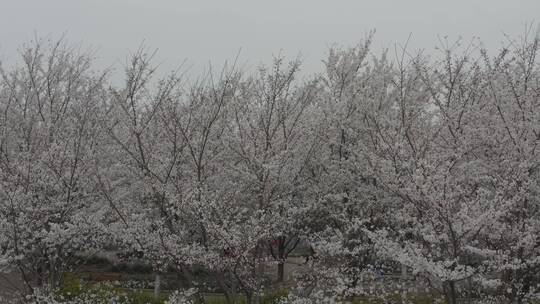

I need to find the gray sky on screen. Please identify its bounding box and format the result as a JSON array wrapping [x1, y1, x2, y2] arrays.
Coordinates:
[[0, 0, 539, 79]]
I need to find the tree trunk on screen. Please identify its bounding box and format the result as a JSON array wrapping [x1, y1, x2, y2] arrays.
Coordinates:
[[277, 237, 286, 282], [216, 272, 237, 304], [444, 281, 458, 304], [277, 262, 285, 283], [154, 273, 160, 297], [246, 291, 254, 304]]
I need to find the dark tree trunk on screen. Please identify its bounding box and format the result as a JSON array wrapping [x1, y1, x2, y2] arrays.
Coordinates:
[[444, 281, 458, 304], [277, 237, 286, 282], [277, 261, 285, 283]]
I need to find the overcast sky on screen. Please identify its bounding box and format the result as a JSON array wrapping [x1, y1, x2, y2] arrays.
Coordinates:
[[0, 0, 538, 79]]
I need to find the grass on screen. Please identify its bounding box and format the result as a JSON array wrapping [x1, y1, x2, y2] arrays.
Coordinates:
[[58, 272, 460, 304], [59, 273, 165, 304], [187, 290, 288, 304], [351, 294, 438, 304], [59, 273, 288, 303]]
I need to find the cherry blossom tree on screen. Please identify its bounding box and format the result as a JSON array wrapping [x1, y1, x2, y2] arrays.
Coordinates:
[[225, 56, 320, 284], [0, 38, 109, 292]]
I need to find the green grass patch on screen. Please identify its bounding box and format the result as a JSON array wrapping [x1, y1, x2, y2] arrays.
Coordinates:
[[352, 293, 440, 304], [59, 273, 447, 304], [59, 273, 167, 304], [59, 273, 288, 303], [200, 290, 287, 304]]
